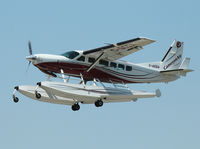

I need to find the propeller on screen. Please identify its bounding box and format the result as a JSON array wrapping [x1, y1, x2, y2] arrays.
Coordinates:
[[26, 40, 33, 72], [28, 40, 33, 55]]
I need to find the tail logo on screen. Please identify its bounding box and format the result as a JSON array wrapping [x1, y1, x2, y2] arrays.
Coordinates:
[[163, 55, 182, 70], [176, 41, 181, 48]]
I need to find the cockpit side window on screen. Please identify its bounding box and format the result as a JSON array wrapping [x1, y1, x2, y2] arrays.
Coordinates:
[[61, 51, 79, 59], [77, 56, 85, 62]]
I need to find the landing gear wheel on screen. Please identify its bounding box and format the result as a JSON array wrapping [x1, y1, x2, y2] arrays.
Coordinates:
[[35, 92, 41, 99], [72, 103, 80, 111], [13, 96, 19, 103], [95, 100, 103, 107]]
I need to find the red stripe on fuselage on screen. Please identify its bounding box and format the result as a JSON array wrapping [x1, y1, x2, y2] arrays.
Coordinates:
[[35, 62, 145, 83]]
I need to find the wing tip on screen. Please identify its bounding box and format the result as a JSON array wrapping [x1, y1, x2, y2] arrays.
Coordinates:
[[139, 37, 156, 43]]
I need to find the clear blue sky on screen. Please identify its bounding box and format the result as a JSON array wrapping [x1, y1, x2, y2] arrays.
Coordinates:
[[1, 0, 199, 148]]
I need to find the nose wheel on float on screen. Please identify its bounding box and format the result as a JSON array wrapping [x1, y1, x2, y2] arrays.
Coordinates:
[[35, 82, 41, 99], [12, 86, 19, 103], [13, 96, 19, 103], [35, 91, 41, 99], [11, 83, 42, 104]]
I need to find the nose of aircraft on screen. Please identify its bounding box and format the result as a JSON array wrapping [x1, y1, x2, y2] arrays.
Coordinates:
[[26, 55, 37, 62]]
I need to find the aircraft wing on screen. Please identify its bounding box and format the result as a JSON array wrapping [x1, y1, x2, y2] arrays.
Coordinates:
[[83, 37, 155, 61]]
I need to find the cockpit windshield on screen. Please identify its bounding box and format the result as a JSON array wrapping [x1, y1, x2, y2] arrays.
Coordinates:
[[61, 51, 79, 59]]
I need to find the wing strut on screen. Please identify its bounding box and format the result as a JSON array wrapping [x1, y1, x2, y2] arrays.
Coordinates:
[[86, 52, 104, 72]]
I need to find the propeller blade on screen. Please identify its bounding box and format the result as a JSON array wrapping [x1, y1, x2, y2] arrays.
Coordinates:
[[28, 40, 33, 55], [26, 61, 31, 72]]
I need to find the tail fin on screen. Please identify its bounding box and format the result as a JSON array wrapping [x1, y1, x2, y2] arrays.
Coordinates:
[[162, 40, 183, 70]]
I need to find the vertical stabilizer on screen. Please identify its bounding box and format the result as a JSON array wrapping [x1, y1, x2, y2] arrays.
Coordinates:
[[162, 40, 183, 70]]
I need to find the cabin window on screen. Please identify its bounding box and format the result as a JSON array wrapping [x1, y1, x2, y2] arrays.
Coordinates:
[[118, 64, 124, 70], [126, 66, 132, 71], [88, 57, 95, 63], [77, 56, 85, 62], [99, 59, 108, 66], [61, 51, 79, 59], [110, 62, 117, 68]]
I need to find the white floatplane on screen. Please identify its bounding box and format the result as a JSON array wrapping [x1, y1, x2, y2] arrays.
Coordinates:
[[12, 78, 161, 111], [26, 38, 193, 83], [12, 37, 193, 111]]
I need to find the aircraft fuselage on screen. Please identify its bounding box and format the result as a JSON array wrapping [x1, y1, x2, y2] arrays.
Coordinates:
[[27, 52, 179, 83]]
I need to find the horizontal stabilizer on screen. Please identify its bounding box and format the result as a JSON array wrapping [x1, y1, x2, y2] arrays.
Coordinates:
[[160, 68, 193, 76], [161, 56, 193, 76]]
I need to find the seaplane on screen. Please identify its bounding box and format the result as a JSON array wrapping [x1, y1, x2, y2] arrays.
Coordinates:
[[12, 37, 193, 111], [25, 37, 192, 84]]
